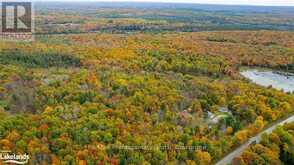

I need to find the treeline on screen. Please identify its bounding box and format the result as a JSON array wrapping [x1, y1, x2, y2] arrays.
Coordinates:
[[35, 3, 294, 34]]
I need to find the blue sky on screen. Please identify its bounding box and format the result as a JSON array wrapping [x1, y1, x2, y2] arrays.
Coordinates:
[[34, 0, 294, 6]]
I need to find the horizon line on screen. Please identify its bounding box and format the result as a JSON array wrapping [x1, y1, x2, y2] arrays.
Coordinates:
[[29, 0, 294, 7]]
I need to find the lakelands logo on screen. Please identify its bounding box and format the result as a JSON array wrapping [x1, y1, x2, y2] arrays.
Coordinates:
[[1, 1, 34, 41], [0, 151, 30, 164]]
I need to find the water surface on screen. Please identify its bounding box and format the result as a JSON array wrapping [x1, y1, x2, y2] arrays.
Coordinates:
[[241, 69, 294, 93]]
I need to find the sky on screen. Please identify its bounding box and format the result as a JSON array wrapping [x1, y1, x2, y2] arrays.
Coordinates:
[[32, 0, 294, 6]]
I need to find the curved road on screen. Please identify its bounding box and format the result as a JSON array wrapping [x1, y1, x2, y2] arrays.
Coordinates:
[[215, 115, 294, 165]]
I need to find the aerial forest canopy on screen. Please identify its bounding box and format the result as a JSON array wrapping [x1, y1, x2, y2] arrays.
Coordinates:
[[0, 2, 294, 165]]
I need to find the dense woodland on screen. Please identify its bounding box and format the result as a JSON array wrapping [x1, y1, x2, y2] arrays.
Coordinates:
[[236, 122, 294, 165], [0, 2, 294, 165]]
